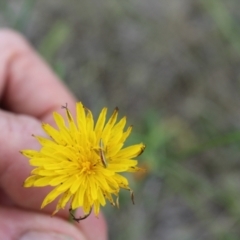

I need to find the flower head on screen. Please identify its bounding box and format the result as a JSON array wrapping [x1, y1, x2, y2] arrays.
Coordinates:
[[22, 102, 145, 219]]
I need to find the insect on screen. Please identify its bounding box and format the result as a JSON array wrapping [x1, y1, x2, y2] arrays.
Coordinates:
[[99, 138, 108, 168]]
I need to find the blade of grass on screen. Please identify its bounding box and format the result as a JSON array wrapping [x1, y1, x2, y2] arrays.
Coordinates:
[[13, 0, 36, 31], [178, 131, 240, 160]]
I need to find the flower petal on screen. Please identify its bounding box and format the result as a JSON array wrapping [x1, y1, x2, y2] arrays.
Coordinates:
[[22, 102, 145, 218], [95, 107, 107, 141], [116, 143, 145, 159], [41, 187, 63, 209]]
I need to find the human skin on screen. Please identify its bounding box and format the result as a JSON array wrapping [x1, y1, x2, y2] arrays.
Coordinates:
[[0, 29, 107, 240]]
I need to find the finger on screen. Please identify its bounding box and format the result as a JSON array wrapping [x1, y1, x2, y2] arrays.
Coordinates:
[[0, 29, 77, 210], [0, 29, 76, 122], [0, 206, 87, 240]]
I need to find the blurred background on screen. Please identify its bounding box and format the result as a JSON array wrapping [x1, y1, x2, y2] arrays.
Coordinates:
[[2, 0, 240, 239]]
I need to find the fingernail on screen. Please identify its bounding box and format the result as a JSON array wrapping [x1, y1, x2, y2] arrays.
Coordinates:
[[19, 231, 75, 240]]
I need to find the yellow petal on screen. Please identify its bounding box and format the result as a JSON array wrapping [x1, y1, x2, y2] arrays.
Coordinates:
[[108, 130, 123, 148], [78, 180, 87, 207], [21, 150, 41, 158], [69, 175, 81, 194], [105, 176, 119, 190], [101, 108, 118, 143], [32, 168, 56, 177], [93, 201, 100, 215], [34, 136, 56, 147], [76, 102, 86, 132], [83, 194, 91, 214], [127, 166, 145, 172], [71, 187, 81, 210], [34, 176, 56, 187], [107, 164, 129, 172], [120, 125, 132, 143], [42, 123, 64, 145], [49, 175, 69, 186], [29, 158, 49, 167], [112, 159, 138, 166], [116, 143, 145, 159], [114, 174, 129, 186], [110, 116, 126, 137], [89, 179, 98, 200], [86, 108, 94, 132], [104, 192, 115, 206], [41, 187, 62, 209], [57, 176, 76, 192], [106, 143, 123, 157], [57, 190, 72, 210], [65, 107, 78, 133], [94, 175, 110, 192], [23, 175, 40, 187], [53, 112, 75, 145], [53, 112, 66, 130], [95, 107, 107, 141], [97, 188, 106, 206]]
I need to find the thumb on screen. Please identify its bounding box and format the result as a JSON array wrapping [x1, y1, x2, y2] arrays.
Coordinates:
[[0, 206, 87, 240], [0, 109, 47, 209]]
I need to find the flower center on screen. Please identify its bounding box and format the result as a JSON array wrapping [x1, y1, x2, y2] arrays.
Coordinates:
[[81, 161, 94, 174]]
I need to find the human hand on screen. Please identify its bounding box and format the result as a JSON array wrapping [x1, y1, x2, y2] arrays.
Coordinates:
[[0, 29, 107, 240]]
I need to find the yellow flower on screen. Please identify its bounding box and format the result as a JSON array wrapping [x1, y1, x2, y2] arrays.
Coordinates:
[[22, 102, 145, 219]]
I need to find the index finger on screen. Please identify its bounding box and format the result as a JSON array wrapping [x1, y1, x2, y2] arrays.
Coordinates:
[[0, 29, 76, 121]]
